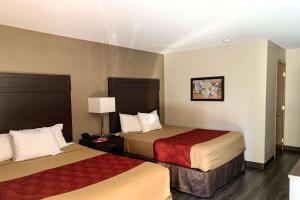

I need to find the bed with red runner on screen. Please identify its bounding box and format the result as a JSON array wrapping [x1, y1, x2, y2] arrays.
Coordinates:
[[122, 125, 245, 172], [121, 125, 245, 197], [108, 77, 245, 197]]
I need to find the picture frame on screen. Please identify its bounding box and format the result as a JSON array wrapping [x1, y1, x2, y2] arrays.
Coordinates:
[[191, 76, 224, 101]]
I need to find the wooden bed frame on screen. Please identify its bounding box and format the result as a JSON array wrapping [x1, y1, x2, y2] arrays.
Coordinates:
[[0, 72, 73, 142], [108, 77, 245, 197], [108, 77, 160, 134]]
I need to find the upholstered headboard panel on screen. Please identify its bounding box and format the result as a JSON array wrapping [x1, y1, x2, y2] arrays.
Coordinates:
[[108, 77, 160, 133], [0, 73, 73, 142]]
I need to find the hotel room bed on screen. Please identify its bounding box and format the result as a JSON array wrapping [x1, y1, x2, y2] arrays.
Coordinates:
[[122, 125, 245, 172], [121, 125, 245, 197], [0, 144, 171, 200], [108, 77, 246, 197]]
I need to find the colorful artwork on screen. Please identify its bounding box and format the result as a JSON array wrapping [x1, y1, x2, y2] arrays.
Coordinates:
[[191, 76, 224, 101]]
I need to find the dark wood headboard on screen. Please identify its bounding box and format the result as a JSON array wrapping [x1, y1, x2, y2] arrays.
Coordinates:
[[0, 73, 73, 142], [108, 77, 160, 133]]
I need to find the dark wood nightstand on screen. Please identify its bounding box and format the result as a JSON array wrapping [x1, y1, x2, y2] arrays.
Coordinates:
[[79, 135, 124, 155]]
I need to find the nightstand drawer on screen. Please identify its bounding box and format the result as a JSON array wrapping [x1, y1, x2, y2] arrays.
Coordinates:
[[81, 135, 124, 155], [105, 142, 118, 149], [99, 145, 122, 152], [91, 141, 120, 149]]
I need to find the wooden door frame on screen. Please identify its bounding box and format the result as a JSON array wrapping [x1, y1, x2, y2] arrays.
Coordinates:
[[274, 60, 286, 158]]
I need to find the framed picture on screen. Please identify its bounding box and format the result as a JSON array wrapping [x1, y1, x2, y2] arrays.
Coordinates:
[[191, 76, 224, 101]]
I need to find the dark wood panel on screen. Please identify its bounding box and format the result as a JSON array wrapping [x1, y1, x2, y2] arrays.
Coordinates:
[[0, 72, 73, 142], [0, 93, 71, 113], [0, 73, 70, 92], [108, 77, 160, 133]]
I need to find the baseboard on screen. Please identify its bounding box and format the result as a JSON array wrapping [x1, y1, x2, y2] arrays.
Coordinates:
[[284, 145, 300, 152], [246, 146, 300, 169], [264, 155, 274, 168], [245, 155, 274, 170], [245, 161, 264, 169]]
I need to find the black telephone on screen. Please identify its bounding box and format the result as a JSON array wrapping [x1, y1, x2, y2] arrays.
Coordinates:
[[80, 133, 99, 145]]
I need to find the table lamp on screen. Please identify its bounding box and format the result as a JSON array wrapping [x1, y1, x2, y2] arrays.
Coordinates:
[[88, 97, 115, 137]]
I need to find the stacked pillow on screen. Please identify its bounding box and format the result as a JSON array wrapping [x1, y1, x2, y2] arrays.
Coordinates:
[[0, 134, 13, 161], [119, 113, 142, 133], [119, 110, 162, 133], [0, 124, 68, 162]]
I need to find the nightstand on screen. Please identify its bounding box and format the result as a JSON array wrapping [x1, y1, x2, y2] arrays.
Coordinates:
[[79, 135, 124, 155]]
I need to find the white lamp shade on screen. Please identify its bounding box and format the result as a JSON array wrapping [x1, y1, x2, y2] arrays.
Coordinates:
[[88, 97, 115, 113]]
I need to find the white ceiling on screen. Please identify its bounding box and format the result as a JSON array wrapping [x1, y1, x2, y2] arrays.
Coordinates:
[[0, 0, 300, 54]]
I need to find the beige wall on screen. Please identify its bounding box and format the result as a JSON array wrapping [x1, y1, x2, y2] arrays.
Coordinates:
[[285, 49, 300, 148], [165, 40, 269, 163], [264, 41, 286, 161], [0, 25, 164, 142]]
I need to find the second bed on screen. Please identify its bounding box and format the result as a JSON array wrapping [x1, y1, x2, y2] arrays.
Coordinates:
[[121, 125, 245, 197], [108, 77, 246, 197]]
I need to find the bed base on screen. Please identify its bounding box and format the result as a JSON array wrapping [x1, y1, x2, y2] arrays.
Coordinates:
[[158, 153, 245, 197], [124, 152, 244, 197]]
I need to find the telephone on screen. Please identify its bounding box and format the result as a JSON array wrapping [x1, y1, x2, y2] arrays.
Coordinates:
[[80, 133, 99, 145]]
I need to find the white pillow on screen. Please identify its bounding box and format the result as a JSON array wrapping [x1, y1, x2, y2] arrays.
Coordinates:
[[0, 134, 13, 161], [50, 124, 68, 148], [10, 127, 61, 162], [138, 110, 162, 133], [119, 113, 142, 133]]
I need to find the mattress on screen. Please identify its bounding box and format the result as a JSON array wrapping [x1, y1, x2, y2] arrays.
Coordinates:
[[122, 125, 245, 172], [0, 144, 171, 200]]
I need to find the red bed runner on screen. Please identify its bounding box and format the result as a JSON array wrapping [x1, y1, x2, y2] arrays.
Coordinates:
[[153, 129, 228, 168], [0, 154, 144, 200]]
